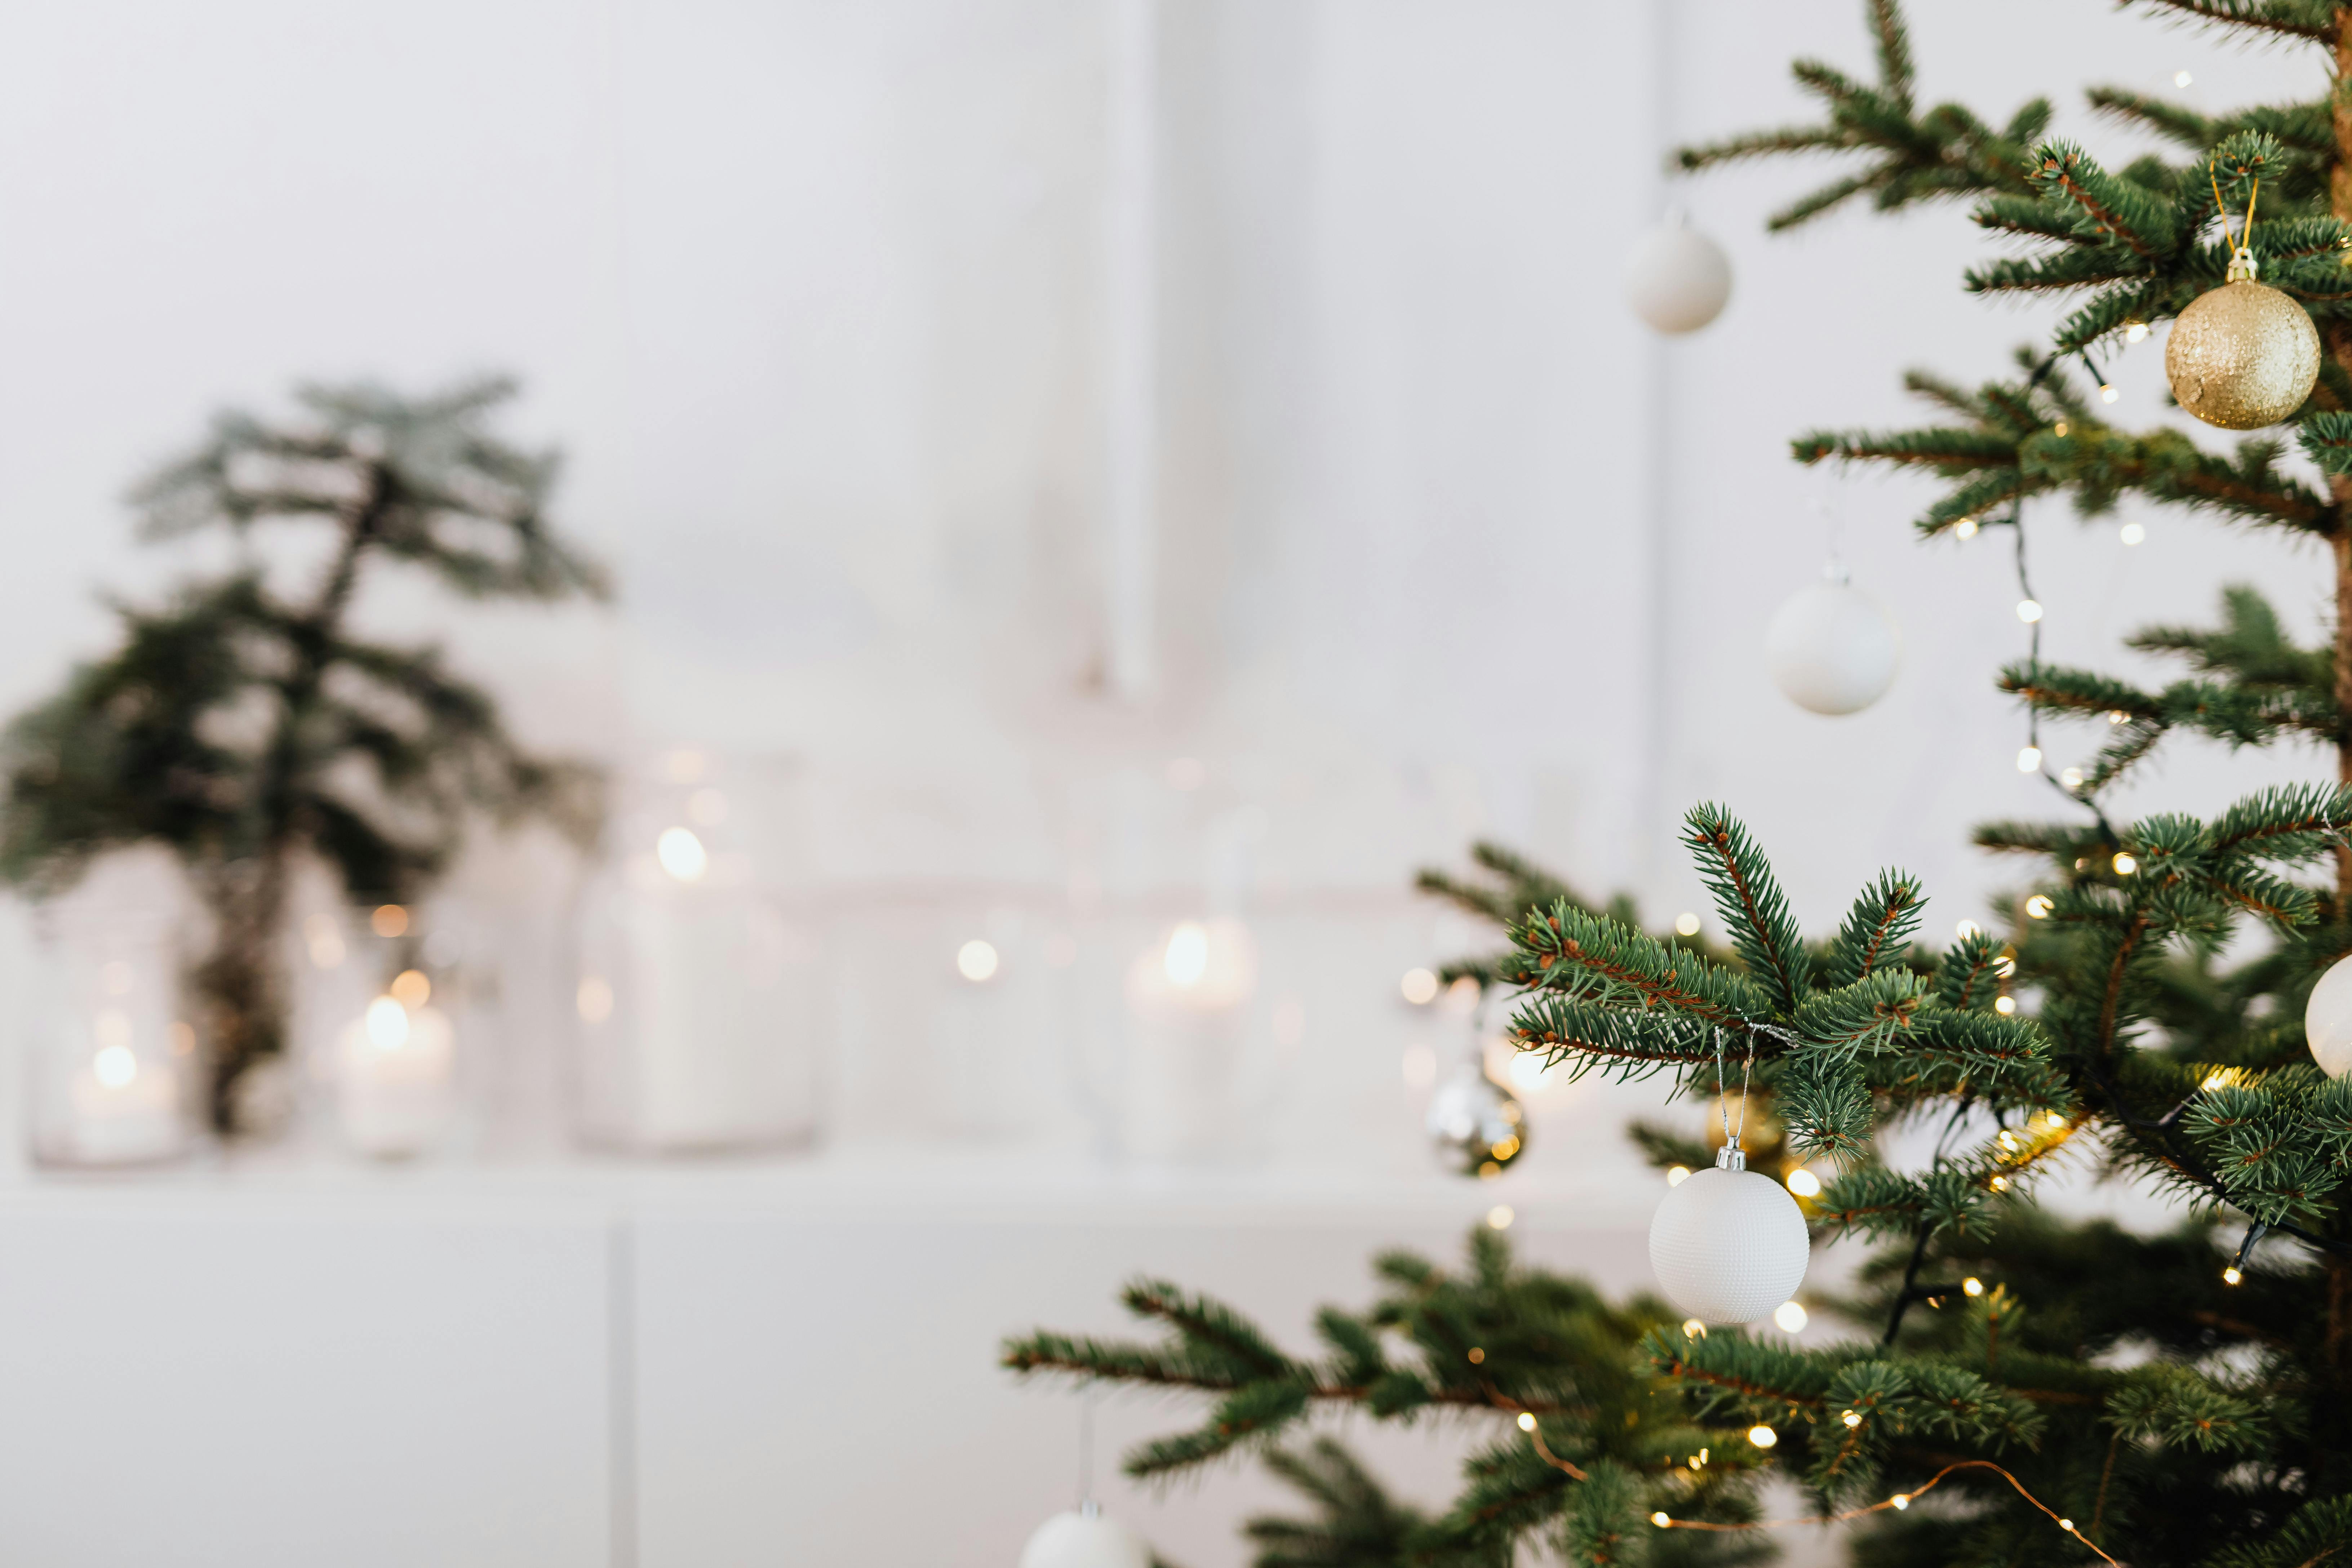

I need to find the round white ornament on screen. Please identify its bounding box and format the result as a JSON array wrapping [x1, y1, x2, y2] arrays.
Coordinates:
[[1020, 1508, 1152, 1568], [1766, 571, 1900, 715], [1648, 1143, 1810, 1325], [1624, 212, 1732, 334], [2305, 952, 2352, 1078]]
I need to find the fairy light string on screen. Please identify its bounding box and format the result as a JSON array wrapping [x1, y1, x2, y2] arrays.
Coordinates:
[[1517, 1426, 2122, 1568]]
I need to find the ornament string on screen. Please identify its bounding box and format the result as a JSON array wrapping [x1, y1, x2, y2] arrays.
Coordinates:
[[1711, 1029, 1754, 1150]]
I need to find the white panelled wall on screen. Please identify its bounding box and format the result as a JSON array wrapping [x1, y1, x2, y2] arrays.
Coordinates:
[[0, 1, 2328, 1563]]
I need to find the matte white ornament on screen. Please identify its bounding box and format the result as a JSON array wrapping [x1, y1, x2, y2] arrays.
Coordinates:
[[1020, 1508, 1152, 1568], [1649, 1142, 1810, 1325], [1766, 570, 1901, 715], [2306, 952, 2352, 1078], [1624, 212, 1732, 334]]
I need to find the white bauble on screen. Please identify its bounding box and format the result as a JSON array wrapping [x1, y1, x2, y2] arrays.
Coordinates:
[[1648, 1157, 1810, 1325], [1766, 579, 1900, 715], [1624, 214, 1732, 334], [2306, 952, 2352, 1078], [1020, 1510, 1151, 1568]]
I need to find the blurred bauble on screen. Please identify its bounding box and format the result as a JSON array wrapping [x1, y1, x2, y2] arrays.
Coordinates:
[[1624, 213, 1732, 334], [1425, 1064, 1527, 1178], [1766, 576, 1900, 715], [1020, 1509, 1151, 1568], [2305, 951, 2352, 1079], [1648, 1150, 1809, 1324], [2165, 257, 2319, 430]]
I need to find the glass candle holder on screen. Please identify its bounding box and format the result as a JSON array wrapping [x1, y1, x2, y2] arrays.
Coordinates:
[[28, 896, 195, 1169], [572, 752, 819, 1153], [299, 901, 465, 1160]]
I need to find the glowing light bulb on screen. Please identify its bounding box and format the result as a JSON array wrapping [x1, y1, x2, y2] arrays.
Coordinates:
[[1773, 1301, 1809, 1333], [1956, 920, 1983, 941], [1891, 1493, 1911, 1511], [365, 995, 411, 1049], [1399, 967, 1439, 1005], [2099, 383, 2118, 404], [2113, 852, 2138, 876], [2026, 894, 2054, 919], [2107, 710, 2129, 725], [576, 976, 614, 1023], [2017, 745, 2042, 772], [657, 826, 708, 882], [2053, 420, 2070, 436], [2120, 521, 2145, 546], [1682, 1319, 1707, 1339], [1994, 995, 2018, 1016], [1666, 1165, 1691, 1187], [390, 969, 431, 1008], [1486, 1205, 1514, 1230], [1989, 1174, 2010, 1192], [1999, 1131, 2018, 1151], [2175, 69, 2193, 86], [1748, 1426, 1778, 1449], [372, 904, 409, 938], [957, 940, 1000, 982], [2047, 1114, 2067, 1129], [1518, 1412, 1537, 1432], [1843, 1409, 1863, 1428], [2060, 767, 2085, 790], [1995, 957, 2018, 978], [2017, 599, 2043, 623], [1963, 1276, 1985, 1297], [93, 1044, 136, 1088], [2223, 1266, 2243, 1285], [2060, 1519, 2076, 1533], [1651, 1513, 1672, 1528], [1956, 517, 1979, 539], [1166, 923, 1211, 987], [1673, 911, 1700, 936], [1785, 1168, 1821, 1198], [2126, 320, 2151, 343]]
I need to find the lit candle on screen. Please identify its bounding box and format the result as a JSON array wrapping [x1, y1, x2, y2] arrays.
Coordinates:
[[336, 994, 454, 1158], [65, 1016, 182, 1164]]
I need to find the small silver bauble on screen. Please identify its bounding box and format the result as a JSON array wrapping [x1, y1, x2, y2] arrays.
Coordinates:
[[1425, 1065, 1527, 1178]]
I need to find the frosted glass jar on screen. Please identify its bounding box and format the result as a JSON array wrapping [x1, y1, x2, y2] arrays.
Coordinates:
[[572, 753, 819, 1153], [27, 864, 196, 1169]]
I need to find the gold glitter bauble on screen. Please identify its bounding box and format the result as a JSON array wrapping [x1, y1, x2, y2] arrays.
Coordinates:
[[2164, 276, 2319, 430]]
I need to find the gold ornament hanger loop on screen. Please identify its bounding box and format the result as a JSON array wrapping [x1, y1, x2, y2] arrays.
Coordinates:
[[2211, 159, 2261, 282]]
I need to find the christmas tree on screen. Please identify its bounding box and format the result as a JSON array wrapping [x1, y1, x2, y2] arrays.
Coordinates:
[[1005, 4, 2352, 1564], [0, 378, 606, 1132]]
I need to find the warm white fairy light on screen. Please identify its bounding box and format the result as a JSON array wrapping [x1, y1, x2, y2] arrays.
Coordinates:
[[1994, 996, 2018, 1015], [1990, 1174, 2010, 1191], [1486, 1205, 1514, 1230], [1517, 1412, 1537, 1432], [1963, 1276, 1985, 1297], [1748, 1425, 1778, 1449], [2061, 766, 2085, 790], [1956, 517, 1979, 539], [1674, 911, 1701, 936], [1785, 1168, 1821, 1197], [2175, 69, 2193, 86], [2017, 745, 2042, 772], [1682, 1318, 1706, 1339], [2223, 1266, 2243, 1285], [2107, 709, 2129, 725], [957, 940, 1000, 982], [1399, 967, 1439, 1005], [2017, 599, 2043, 623], [1773, 1301, 1809, 1333], [2099, 383, 2118, 404], [1666, 1165, 1691, 1187], [1842, 1409, 1863, 1428], [2113, 852, 2138, 875], [2126, 320, 2151, 343], [1956, 920, 1983, 941], [2026, 894, 2054, 919], [1891, 1494, 1912, 1511], [2120, 521, 2145, 545], [1652, 1512, 1672, 1528]]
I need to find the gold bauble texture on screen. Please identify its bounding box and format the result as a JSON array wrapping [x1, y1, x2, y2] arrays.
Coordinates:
[[2164, 279, 2320, 430]]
